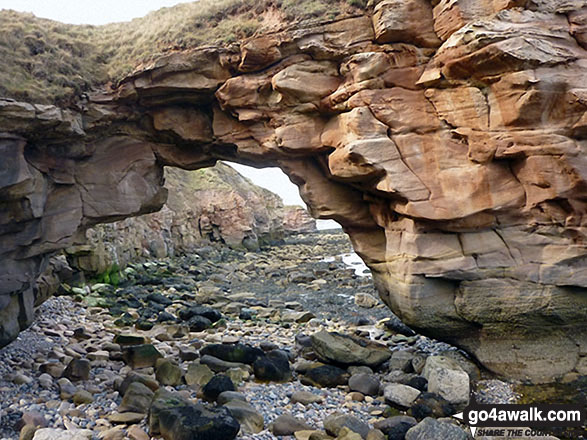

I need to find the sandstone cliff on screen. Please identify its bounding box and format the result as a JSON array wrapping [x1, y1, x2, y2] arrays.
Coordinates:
[[283, 206, 318, 233], [66, 162, 303, 277], [0, 0, 586, 382]]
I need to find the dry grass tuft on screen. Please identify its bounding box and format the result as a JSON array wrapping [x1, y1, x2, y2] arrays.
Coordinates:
[[0, 0, 367, 104]]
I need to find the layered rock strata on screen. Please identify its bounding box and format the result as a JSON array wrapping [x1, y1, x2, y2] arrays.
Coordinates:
[[67, 163, 297, 276], [1, 0, 586, 382]]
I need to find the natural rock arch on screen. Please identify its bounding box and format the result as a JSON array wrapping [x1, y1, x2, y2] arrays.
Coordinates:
[[1, 1, 586, 383]]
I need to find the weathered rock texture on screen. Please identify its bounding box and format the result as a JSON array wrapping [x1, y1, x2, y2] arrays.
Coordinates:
[[282, 206, 317, 234], [67, 163, 302, 276], [1, 0, 586, 382]]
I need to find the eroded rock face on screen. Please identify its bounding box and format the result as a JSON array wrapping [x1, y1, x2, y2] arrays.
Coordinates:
[[68, 163, 292, 275], [1, 1, 586, 382]]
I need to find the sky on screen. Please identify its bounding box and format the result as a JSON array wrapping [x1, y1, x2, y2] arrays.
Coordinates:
[[1, 0, 341, 230], [0, 0, 194, 25]]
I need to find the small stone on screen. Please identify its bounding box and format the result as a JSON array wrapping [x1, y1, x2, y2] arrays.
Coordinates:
[[119, 382, 154, 414], [87, 351, 110, 362], [202, 374, 236, 402], [19, 424, 38, 440], [374, 416, 417, 440], [253, 350, 291, 382], [108, 412, 146, 424], [127, 425, 149, 440], [178, 346, 199, 361], [348, 374, 380, 396], [149, 389, 239, 439], [155, 359, 183, 386], [390, 351, 415, 373], [122, 344, 163, 369], [311, 331, 391, 367], [405, 417, 468, 440], [410, 392, 456, 419], [13, 373, 33, 385], [185, 362, 214, 386], [383, 384, 421, 409], [324, 412, 369, 439], [291, 391, 324, 405], [200, 344, 264, 365], [62, 359, 91, 382], [422, 356, 469, 407], [337, 427, 363, 440], [113, 334, 147, 346], [217, 391, 247, 405], [39, 363, 65, 378], [301, 365, 349, 388], [354, 293, 379, 308], [57, 378, 77, 400], [32, 428, 93, 440], [223, 399, 264, 434], [119, 372, 159, 396], [270, 414, 312, 436], [73, 389, 94, 405]]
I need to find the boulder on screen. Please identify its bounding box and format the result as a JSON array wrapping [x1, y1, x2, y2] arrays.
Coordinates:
[[119, 382, 155, 414], [270, 414, 312, 436], [253, 350, 291, 382], [383, 384, 421, 409], [310, 331, 391, 367], [422, 356, 469, 407], [202, 374, 236, 402], [405, 417, 468, 440], [323, 412, 370, 439], [149, 389, 240, 440]]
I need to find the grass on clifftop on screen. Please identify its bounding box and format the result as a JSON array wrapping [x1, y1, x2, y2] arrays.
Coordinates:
[[0, 0, 367, 104]]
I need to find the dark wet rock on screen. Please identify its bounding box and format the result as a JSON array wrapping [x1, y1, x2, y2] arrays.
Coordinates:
[[200, 344, 264, 365], [178, 346, 199, 362], [239, 308, 256, 320], [149, 388, 240, 440], [147, 292, 173, 306], [200, 355, 249, 373], [157, 311, 176, 322], [202, 374, 236, 402], [324, 412, 370, 439], [186, 315, 212, 332], [135, 320, 154, 331], [301, 365, 349, 388], [383, 317, 416, 337], [253, 350, 291, 382], [113, 334, 148, 346], [409, 392, 457, 420], [408, 376, 428, 392], [62, 359, 91, 382], [122, 344, 163, 369], [178, 305, 222, 323], [373, 415, 417, 440]]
